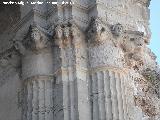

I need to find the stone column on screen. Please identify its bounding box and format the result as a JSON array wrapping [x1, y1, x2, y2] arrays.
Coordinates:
[[87, 18, 128, 120], [18, 24, 54, 120], [54, 23, 91, 120]]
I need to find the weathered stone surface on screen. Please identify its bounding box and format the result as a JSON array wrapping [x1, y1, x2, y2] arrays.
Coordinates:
[[0, 0, 159, 120], [0, 0, 20, 33]]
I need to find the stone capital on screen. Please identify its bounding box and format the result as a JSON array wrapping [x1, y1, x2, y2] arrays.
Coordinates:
[[86, 18, 108, 45], [22, 23, 52, 52], [54, 22, 84, 47]]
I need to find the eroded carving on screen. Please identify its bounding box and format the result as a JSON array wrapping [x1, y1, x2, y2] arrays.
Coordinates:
[[71, 23, 84, 45], [23, 24, 51, 51], [86, 18, 107, 45], [54, 22, 83, 47], [13, 39, 26, 55], [111, 23, 124, 37], [120, 30, 145, 70], [54, 25, 63, 47]]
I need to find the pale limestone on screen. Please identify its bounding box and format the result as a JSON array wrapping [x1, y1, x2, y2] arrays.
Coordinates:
[[0, 0, 159, 120]]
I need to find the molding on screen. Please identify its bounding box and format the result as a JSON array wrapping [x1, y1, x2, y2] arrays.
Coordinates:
[[89, 66, 128, 74], [24, 75, 54, 82]]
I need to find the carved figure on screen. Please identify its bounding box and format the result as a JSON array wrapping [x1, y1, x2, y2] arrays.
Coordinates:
[[71, 23, 84, 44], [54, 25, 63, 46], [63, 25, 71, 46], [23, 24, 50, 51], [87, 18, 106, 45], [13, 40, 26, 55], [111, 23, 124, 37]]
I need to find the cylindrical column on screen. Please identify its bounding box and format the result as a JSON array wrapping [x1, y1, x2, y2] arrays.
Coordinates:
[[88, 41, 127, 120], [32, 80, 39, 120], [97, 71, 106, 120], [22, 47, 54, 120], [104, 71, 113, 120], [26, 81, 33, 120], [92, 73, 99, 120]]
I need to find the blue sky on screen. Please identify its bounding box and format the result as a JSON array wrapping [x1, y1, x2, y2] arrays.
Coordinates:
[[149, 0, 160, 64]]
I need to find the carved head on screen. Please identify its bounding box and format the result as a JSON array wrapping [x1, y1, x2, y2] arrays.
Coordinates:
[[71, 23, 80, 37], [64, 26, 70, 39], [23, 25, 49, 51], [87, 18, 106, 44], [55, 25, 63, 39], [71, 23, 84, 44], [111, 23, 123, 36], [31, 27, 42, 44]]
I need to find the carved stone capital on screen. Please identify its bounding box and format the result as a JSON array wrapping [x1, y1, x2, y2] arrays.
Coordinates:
[[54, 22, 83, 47], [86, 18, 107, 45], [22, 24, 51, 51], [54, 24, 71, 47]]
